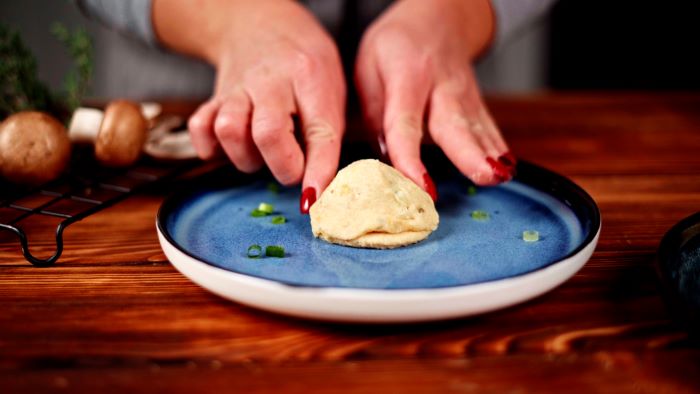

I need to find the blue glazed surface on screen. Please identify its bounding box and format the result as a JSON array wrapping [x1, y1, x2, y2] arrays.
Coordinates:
[[165, 179, 584, 289]]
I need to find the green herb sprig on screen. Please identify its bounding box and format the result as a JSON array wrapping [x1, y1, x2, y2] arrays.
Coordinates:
[[51, 23, 93, 113]]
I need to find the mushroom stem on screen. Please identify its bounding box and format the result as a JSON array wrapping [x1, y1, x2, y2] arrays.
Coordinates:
[[68, 107, 103, 144], [68, 103, 163, 144]]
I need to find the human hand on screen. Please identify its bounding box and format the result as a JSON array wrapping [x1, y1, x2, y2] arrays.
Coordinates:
[[154, 0, 346, 212], [355, 0, 516, 199]]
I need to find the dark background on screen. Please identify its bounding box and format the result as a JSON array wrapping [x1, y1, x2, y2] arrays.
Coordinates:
[[1, 1, 699, 97], [549, 1, 700, 90]]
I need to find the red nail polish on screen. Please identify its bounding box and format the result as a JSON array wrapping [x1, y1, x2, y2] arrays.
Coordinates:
[[423, 173, 438, 202], [300, 187, 317, 214], [498, 152, 518, 178], [377, 132, 388, 161], [487, 157, 511, 182], [498, 151, 517, 168]]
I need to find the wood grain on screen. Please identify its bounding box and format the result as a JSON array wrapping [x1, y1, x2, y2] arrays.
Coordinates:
[[2, 93, 700, 393]]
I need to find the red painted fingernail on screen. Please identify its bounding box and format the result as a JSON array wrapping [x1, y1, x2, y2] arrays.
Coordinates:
[[377, 132, 388, 161], [498, 152, 518, 177], [498, 151, 517, 168], [487, 157, 511, 182], [300, 187, 317, 214], [423, 173, 438, 202]]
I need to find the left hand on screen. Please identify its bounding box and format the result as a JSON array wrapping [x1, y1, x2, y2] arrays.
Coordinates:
[[355, 0, 516, 198]]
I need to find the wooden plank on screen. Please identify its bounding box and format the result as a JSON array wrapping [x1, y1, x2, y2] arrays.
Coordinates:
[[2, 93, 699, 391]]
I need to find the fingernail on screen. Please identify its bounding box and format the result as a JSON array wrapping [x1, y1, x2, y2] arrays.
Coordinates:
[[300, 187, 317, 214], [377, 132, 388, 161], [498, 151, 518, 177], [423, 173, 438, 202], [498, 151, 517, 168], [486, 157, 511, 183]]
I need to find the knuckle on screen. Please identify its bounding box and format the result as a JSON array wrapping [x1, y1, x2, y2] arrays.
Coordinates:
[[214, 115, 245, 142], [294, 51, 319, 75], [188, 115, 208, 133], [304, 119, 337, 143], [252, 116, 288, 147], [386, 113, 423, 137]]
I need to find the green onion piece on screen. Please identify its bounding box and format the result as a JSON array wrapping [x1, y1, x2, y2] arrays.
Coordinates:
[[258, 202, 274, 214], [271, 215, 286, 224], [470, 210, 489, 221], [247, 244, 263, 258], [467, 185, 477, 196], [250, 209, 268, 217], [522, 230, 540, 242], [265, 245, 285, 258], [267, 182, 280, 194]]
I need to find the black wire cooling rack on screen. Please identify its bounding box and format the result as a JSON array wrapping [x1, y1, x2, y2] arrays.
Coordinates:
[[0, 151, 205, 267]]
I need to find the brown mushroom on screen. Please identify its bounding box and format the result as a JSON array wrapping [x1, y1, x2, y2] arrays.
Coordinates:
[[95, 100, 148, 167], [0, 111, 71, 185], [68, 100, 148, 167]]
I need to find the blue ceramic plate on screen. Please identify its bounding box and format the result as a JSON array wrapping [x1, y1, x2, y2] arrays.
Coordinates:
[[157, 161, 600, 322]]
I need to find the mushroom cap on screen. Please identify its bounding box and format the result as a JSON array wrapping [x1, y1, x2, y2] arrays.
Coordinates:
[[95, 100, 147, 167], [0, 111, 71, 185]]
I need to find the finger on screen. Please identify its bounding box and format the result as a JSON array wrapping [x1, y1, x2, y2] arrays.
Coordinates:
[[446, 73, 514, 172], [354, 48, 385, 136], [381, 65, 432, 192], [477, 106, 517, 172], [428, 85, 508, 186], [213, 91, 264, 173], [188, 99, 220, 159], [249, 82, 304, 186], [294, 62, 345, 195]]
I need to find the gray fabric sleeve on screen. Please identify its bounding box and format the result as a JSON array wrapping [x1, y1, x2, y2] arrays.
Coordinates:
[[76, 0, 156, 46], [490, 0, 557, 49]]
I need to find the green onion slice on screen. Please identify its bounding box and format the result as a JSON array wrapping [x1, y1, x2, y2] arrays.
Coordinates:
[[258, 202, 274, 214], [265, 245, 285, 258], [247, 244, 263, 258], [470, 210, 489, 221], [522, 230, 540, 242], [267, 182, 280, 194], [271, 215, 286, 224], [467, 185, 477, 196], [250, 209, 268, 217]]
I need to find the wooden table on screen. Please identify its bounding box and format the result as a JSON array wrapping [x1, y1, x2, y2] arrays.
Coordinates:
[[2, 93, 700, 393]]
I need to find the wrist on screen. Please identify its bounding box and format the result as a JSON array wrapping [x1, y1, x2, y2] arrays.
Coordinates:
[[152, 0, 243, 65], [453, 0, 496, 59]]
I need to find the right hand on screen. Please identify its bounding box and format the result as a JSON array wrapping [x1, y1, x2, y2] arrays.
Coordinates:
[[155, 0, 346, 194]]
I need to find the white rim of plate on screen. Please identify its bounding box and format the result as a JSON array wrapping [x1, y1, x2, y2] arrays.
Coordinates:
[[157, 223, 600, 323]]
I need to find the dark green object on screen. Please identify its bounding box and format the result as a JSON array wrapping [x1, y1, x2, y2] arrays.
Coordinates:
[[257, 202, 274, 214], [267, 182, 280, 194], [522, 230, 540, 242], [51, 23, 93, 113], [250, 209, 268, 217], [247, 244, 263, 258], [0, 24, 54, 118], [467, 185, 478, 196], [265, 245, 285, 258], [271, 215, 286, 224], [470, 210, 489, 221], [0, 22, 93, 121]]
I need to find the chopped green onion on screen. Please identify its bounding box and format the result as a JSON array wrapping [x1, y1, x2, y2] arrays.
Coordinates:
[[271, 215, 286, 224], [265, 245, 285, 258], [522, 230, 540, 242], [470, 210, 489, 221], [258, 202, 274, 214], [267, 182, 280, 194], [247, 244, 263, 258], [467, 185, 477, 196], [250, 209, 268, 217]]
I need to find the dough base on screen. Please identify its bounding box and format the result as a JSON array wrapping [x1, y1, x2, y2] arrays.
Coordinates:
[[310, 159, 439, 249], [316, 230, 432, 249]]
